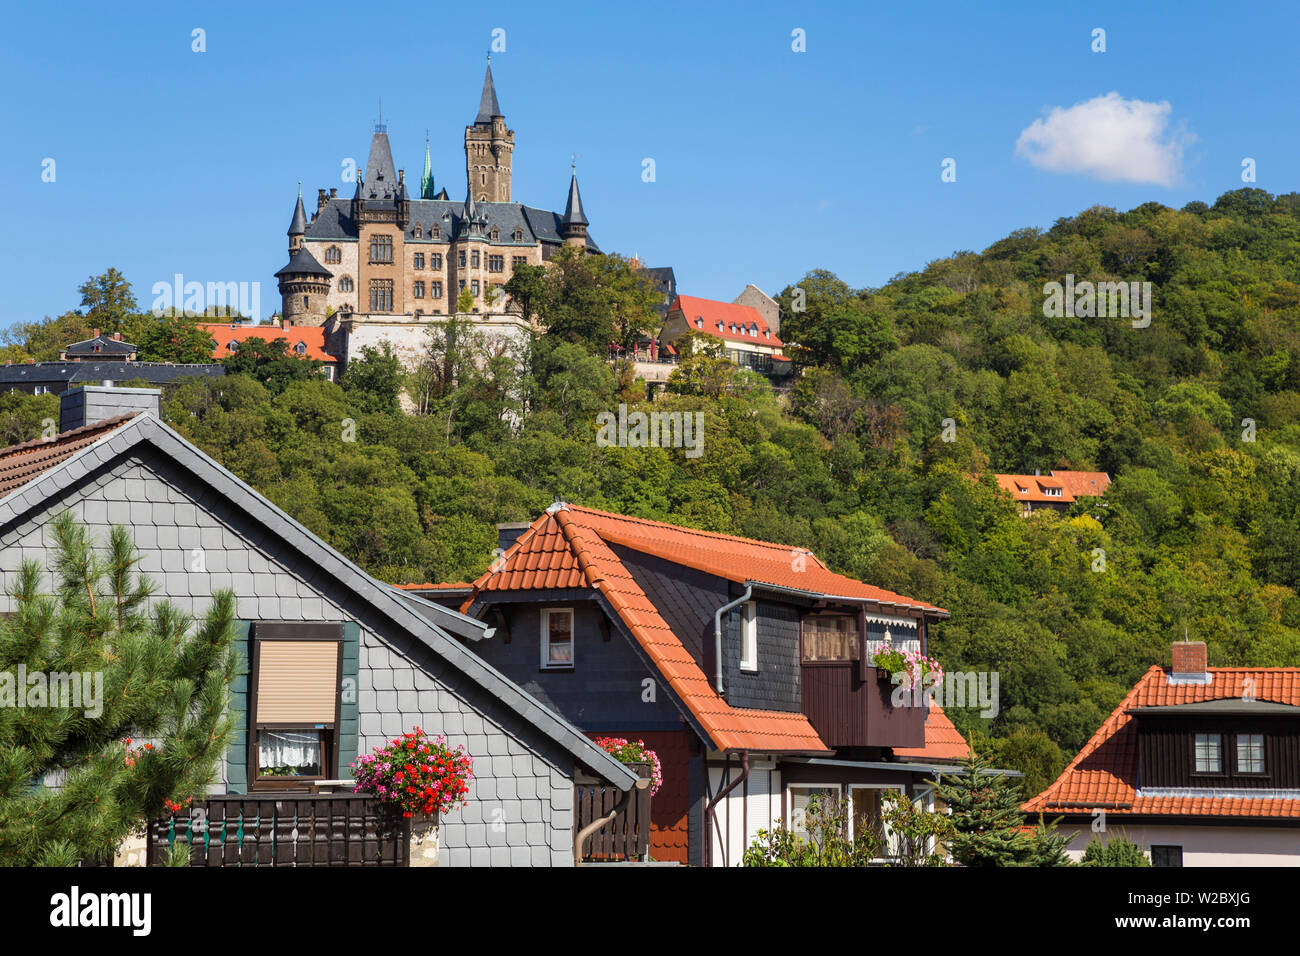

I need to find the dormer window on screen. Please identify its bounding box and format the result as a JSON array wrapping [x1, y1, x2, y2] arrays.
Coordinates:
[[490, 226, 499, 241], [208, 338, 218, 349], [414, 225, 423, 238], [1194, 733, 1222, 773], [513, 227, 523, 241], [433, 224, 441, 238], [695, 318, 703, 329], [764, 330, 770, 339], [227, 340, 239, 352], [1237, 734, 1265, 773], [294, 342, 307, 355]]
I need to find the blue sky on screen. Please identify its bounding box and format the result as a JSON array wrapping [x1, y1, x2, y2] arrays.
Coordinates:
[[2, 0, 1294, 328]]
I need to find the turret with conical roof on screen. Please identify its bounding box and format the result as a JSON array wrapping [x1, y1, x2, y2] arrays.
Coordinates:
[[287, 182, 307, 255], [464, 58, 514, 202], [275, 246, 333, 327], [560, 165, 589, 247]]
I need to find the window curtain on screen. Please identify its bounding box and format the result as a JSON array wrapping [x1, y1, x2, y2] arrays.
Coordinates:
[[259, 729, 322, 774]]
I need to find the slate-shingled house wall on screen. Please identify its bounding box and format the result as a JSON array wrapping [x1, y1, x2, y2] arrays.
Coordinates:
[[0, 393, 632, 865]]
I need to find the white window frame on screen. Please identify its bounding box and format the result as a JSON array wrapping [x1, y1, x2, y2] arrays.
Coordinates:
[[1236, 733, 1265, 774], [540, 607, 574, 670], [1194, 733, 1222, 773], [785, 783, 841, 841], [848, 783, 906, 860], [739, 601, 758, 672]]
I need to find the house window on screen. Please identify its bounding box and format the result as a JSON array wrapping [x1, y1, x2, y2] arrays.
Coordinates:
[[849, 784, 905, 857], [740, 601, 757, 672], [431, 253, 443, 269], [430, 281, 443, 299], [1150, 845, 1183, 867], [369, 279, 393, 312], [513, 228, 523, 242], [802, 615, 859, 661], [488, 255, 504, 273], [1194, 733, 1222, 773], [541, 608, 574, 669], [1237, 734, 1265, 773], [787, 784, 840, 842], [324, 246, 342, 264], [413, 252, 425, 269], [471, 251, 480, 269], [369, 234, 393, 263], [249, 622, 344, 787], [413, 281, 425, 299], [513, 256, 527, 267]]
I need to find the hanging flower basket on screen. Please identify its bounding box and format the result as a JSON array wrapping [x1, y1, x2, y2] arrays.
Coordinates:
[[593, 737, 662, 796], [351, 727, 473, 819]]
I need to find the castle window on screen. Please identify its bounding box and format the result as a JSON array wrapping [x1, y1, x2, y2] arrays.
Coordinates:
[[303, 296, 309, 310], [369, 279, 393, 312], [324, 246, 342, 264], [512, 256, 527, 267], [471, 251, 480, 268], [369, 234, 393, 263], [480, 172, 486, 185], [488, 255, 504, 273], [459, 251, 466, 268], [431, 253, 443, 269], [432, 225, 441, 239], [414, 225, 423, 239], [430, 281, 443, 299], [471, 280, 480, 295], [490, 227, 499, 241], [413, 252, 425, 270], [459, 280, 466, 291], [513, 228, 523, 242], [339, 276, 354, 292], [413, 281, 425, 299], [479, 195, 487, 203]]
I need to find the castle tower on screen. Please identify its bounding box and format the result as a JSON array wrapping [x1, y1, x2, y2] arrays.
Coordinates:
[[275, 246, 333, 326], [464, 62, 513, 202], [559, 166, 589, 247], [287, 183, 307, 256]]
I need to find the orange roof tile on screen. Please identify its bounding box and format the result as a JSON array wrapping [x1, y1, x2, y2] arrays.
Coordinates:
[[1052, 470, 1111, 497], [1024, 667, 1300, 820], [394, 582, 472, 591], [894, 704, 970, 762], [199, 322, 335, 363], [466, 504, 949, 753], [989, 469, 1111, 505], [668, 295, 784, 349], [0, 413, 139, 497]]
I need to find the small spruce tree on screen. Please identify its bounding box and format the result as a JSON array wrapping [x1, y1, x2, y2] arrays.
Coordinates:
[[932, 752, 1036, 867], [0, 513, 238, 865]]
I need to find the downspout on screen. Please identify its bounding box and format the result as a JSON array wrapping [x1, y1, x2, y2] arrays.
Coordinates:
[[714, 585, 753, 693], [573, 777, 649, 867], [704, 751, 750, 868]]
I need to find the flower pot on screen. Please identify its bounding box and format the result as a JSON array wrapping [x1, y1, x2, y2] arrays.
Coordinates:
[[876, 667, 893, 681], [409, 813, 440, 867]]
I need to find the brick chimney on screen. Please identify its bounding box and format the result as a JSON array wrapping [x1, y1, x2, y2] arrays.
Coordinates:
[[1169, 640, 1210, 684], [92, 328, 101, 338]]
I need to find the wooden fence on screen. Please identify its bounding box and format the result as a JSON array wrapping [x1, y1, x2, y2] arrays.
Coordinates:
[[147, 794, 408, 867], [575, 768, 653, 863]]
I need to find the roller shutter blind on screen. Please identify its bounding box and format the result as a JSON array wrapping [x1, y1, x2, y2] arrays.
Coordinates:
[[255, 640, 340, 724]]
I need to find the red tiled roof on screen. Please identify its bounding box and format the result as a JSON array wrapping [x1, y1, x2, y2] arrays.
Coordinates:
[[199, 323, 335, 363], [1023, 667, 1300, 820], [394, 582, 472, 591], [466, 504, 948, 753], [893, 704, 970, 762], [668, 295, 784, 349], [990, 469, 1111, 505], [0, 414, 139, 497]]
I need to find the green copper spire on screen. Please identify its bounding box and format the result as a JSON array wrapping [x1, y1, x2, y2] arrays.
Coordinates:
[[420, 134, 435, 200]]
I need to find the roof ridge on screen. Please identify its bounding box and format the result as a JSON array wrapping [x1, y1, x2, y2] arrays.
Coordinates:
[[563, 502, 826, 563], [0, 412, 140, 460]]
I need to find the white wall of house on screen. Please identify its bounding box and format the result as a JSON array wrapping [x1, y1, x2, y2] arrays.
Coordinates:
[[707, 758, 781, 867], [1061, 823, 1300, 866]]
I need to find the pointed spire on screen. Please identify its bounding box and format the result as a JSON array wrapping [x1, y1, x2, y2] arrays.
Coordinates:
[[288, 181, 307, 236], [561, 164, 588, 228], [462, 182, 478, 227], [475, 61, 502, 124], [420, 134, 436, 200]]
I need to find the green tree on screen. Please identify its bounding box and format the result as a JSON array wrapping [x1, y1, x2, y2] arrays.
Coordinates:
[[1080, 834, 1151, 866], [0, 514, 238, 865], [343, 342, 405, 414], [221, 337, 322, 394]]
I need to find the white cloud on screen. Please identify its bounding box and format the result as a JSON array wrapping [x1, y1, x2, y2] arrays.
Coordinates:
[[1015, 92, 1191, 187]]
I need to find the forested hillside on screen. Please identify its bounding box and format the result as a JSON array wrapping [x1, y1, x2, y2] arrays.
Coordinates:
[[4, 187, 1299, 792]]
